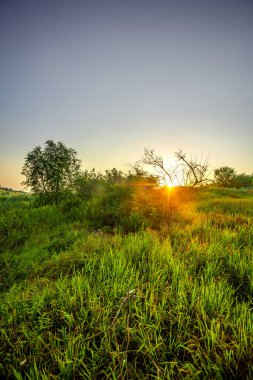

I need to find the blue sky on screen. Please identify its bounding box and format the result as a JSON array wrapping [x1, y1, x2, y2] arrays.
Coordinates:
[[0, 0, 253, 189]]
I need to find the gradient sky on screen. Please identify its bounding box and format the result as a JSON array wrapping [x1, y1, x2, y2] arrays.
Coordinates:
[[1, 0, 253, 189]]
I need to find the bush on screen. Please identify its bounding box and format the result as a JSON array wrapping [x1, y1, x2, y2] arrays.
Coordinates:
[[46, 228, 77, 254], [59, 194, 82, 213], [118, 212, 147, 233], [233, 174, 252, 188], [0, 209, 31, 252], [214, 167, 253, 188]]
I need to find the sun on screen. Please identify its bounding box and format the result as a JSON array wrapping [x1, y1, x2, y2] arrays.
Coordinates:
[[164, 183, 175, 193], [159, 176, 176, 190], [164, 177, 176, 189], [163, 180, 175, 192], [158, 174, 177, 189]]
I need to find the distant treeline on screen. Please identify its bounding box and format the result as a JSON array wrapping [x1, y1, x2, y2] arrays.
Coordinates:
[[0, 186, 27, 193]]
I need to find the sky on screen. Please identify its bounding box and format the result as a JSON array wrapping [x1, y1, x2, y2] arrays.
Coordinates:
[[0, 0, 253, 189]]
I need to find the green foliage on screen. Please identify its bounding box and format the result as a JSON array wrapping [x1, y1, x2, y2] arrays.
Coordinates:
[[118, 212, 147, 233], [75, 170, 162, 231], [214, 166, 252, 188], [46, 228, 77, 254], [104, 167, 125, 183], [0, 208, 31, 252], [233, 173, 252, 188], [75, 168, 105, 200], [58, 192, 82, 213], [82, 184, 133, 230], [214, 166, 237, 187], [22, 140, 81, 205], [0, 187, 253, 378]]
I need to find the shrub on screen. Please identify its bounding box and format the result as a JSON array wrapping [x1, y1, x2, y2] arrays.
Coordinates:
[[118, 212, 147, 233], [0, 209, 31, 252]]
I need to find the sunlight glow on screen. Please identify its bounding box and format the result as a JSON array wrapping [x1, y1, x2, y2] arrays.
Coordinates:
[[159, 175, 176, 189], [164, 183, 175, 192], [163, 175, 176, 189]]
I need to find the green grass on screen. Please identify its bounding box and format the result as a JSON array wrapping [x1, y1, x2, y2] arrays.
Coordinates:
[[0, 188, 253, 379]]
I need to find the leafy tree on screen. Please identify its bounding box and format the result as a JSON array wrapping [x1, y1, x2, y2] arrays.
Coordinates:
[[233, 173, 252, 188], [104, 168, 125, 183], [75, 169, 105, 200], [214, 166, 236, 188], [22, 140, 81, 205]]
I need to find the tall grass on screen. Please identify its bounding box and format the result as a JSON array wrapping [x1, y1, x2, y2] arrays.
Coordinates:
[[0, 188, 253, 378]]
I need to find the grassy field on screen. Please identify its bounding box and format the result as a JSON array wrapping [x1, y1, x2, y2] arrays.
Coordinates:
[[0, 187, 253, 379]]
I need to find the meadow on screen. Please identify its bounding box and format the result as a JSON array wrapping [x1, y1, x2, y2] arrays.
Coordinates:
[[0, 186, 253, 379]]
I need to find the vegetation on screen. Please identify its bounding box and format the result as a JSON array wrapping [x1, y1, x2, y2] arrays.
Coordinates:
[[21, 140, 81, 205], [1, 178, 253, 378], [214, 166, 253, 188], [135, 147, 211, 187], [1, 142, 253, 378]]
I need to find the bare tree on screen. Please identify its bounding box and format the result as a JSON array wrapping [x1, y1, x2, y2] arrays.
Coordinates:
[[136, 147, 211, 187], [175, 150, 211, 186], [140, 148, 175, 185]]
